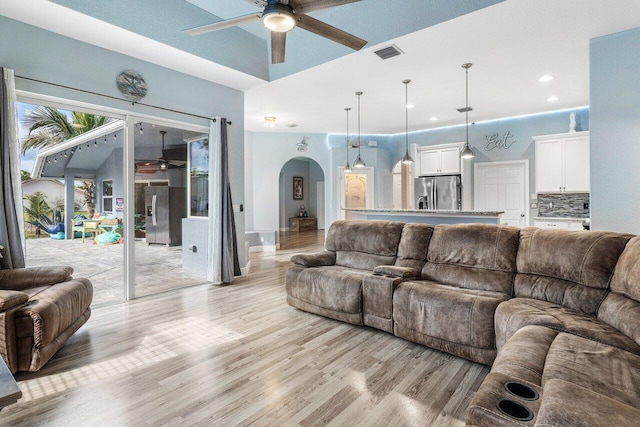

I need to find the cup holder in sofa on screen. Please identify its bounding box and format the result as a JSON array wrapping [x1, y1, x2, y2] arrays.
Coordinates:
[[504, 381, 539, 401], [496, 399, 533, 421]]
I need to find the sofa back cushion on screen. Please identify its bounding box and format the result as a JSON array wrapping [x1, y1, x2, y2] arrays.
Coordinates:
[[515, 228, 632, 315], [421, 224, 520, 294], [599, 236, 640, 346], [394, 223, 435, 270], [326, 220, 404, 271]]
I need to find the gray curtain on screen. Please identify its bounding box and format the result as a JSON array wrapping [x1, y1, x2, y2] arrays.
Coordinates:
[[220, 118, 241, 283], [0, 67, 25, 269]]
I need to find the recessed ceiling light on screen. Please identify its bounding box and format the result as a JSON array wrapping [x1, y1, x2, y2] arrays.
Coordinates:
[[539, 75, 554, 83], [547, 96, 559, 102], [430, 116, 438, 121], [406, 104, 414, 109]]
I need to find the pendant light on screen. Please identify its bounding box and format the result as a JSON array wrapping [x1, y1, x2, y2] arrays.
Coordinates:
[[401, 79, 414, 164], [158, 130, 168, 170], [353, 91, 366, 168], [460, 63, 475, 159], [344, 107, 352, 173]]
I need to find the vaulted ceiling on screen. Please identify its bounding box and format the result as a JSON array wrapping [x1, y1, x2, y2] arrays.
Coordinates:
[[3, 0, 640, 134]]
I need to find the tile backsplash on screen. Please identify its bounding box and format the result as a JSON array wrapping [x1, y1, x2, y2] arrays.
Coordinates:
[[538, 193, 590, 218]]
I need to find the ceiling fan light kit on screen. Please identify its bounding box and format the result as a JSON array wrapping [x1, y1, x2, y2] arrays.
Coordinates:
[[262, 2, 296, 32], [185, 0, 367, 64]]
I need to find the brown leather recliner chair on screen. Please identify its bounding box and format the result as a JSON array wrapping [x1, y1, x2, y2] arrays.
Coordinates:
[[0, 266, 93, 373]]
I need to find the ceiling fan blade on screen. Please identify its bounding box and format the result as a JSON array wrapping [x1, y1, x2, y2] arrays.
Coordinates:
[[271, 31, 286, 64], [292, 0, 361, 14], [184, 13, 262, 36], [295, 14, 367, 50], [168, 160, 187, 166]]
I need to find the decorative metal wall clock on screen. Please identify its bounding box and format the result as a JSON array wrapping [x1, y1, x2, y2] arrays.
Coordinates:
[[116, 70, 147, 102]]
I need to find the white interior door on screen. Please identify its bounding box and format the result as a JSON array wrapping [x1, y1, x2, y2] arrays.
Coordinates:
[[475, 161, 529, 227]]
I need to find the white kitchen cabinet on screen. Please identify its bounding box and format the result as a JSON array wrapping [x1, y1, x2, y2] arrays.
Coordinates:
[[534, 131, 589, 193], [418, 145, 461, 176]]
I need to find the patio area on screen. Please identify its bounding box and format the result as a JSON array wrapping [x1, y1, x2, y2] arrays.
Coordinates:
[[25, 237, 210, 306]]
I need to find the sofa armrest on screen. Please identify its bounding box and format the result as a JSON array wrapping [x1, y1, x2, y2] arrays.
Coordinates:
[[373, 265, 420, 278], [0, 266, 74, 291], [0, 290, 28, 311], [290, 251, 336, 267]]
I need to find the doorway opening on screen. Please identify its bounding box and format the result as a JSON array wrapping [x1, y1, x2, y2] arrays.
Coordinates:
[[338, 166, 374, 220], [278, 157, 325, 245], [18, 96, 213, 305]]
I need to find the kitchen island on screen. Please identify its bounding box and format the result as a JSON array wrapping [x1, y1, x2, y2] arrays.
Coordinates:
[[344, 208, 503, 225]]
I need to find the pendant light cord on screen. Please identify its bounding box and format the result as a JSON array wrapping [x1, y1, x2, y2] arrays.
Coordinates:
[[345, 107, 350, 164], [405, 82, 409, 151], [357, 92, 362, 156], [466, 65, 469, 147]]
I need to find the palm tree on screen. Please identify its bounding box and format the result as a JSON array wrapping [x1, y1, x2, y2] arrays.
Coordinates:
[[20, 106, 112, 154], [21, 106, 112, 218], [23, 192, 54, 236]]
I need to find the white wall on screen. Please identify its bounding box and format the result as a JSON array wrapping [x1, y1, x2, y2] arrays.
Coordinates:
[[247, 132, 332, 232]]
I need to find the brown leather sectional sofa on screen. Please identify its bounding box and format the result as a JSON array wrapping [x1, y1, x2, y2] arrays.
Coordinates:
[[0, 266, 93, 373], [285, 220, 640, 426]]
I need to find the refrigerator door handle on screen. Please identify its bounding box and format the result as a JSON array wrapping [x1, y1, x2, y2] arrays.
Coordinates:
[[152, 194, 157, 226], [432, 182, 437, 210]]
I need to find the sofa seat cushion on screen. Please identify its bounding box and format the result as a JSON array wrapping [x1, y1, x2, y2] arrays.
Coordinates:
[[15, 278, 93, 348], [285, 265, 369, 315], [536, 379, 640, 427], [494, 298, 640, 355], [542, 332, 640, 410], [393, 280, 510, 350]]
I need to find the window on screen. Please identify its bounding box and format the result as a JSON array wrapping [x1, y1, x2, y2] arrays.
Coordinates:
[[188, 137, 209, 217], [102, 180, 113, 214]]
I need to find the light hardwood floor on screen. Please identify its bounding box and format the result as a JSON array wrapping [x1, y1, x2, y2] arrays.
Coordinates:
[[3, 230, 489, 426]]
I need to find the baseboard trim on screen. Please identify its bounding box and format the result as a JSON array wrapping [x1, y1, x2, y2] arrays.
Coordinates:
[[279, 227, 290, 232]]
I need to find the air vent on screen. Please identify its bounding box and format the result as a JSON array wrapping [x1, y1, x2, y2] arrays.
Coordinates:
[[374, 45, 403, 60], [457, 106, 473, 113]]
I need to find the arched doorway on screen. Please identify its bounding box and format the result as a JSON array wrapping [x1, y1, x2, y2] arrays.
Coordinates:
[[278, 157, 326, 232]]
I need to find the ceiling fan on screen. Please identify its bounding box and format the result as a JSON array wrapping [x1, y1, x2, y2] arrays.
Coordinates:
[[135, 131, 187, 173], [184, 0, 367, 64]]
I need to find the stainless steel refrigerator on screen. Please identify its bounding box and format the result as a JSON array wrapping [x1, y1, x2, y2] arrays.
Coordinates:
[[415, 175, 462, 210], [145, 186, 186, 246]]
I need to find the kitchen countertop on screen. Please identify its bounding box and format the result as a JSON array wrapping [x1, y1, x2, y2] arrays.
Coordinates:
[[344, 208, 504, 217], [533, 217, 589, 222]]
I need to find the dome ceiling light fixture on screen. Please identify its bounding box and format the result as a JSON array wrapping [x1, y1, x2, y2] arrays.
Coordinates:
[[184, 0, 367, 64]]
